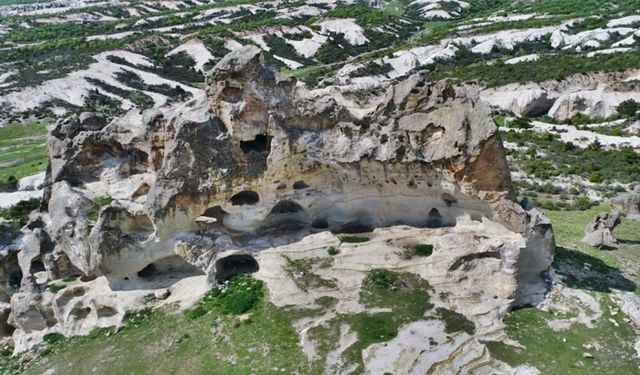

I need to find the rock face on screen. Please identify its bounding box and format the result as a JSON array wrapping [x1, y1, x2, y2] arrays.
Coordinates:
[[481, 70, 640, 120], [612, 187, 640, 221], [5, 46, 555, 357], [582, 212, 621, 249]]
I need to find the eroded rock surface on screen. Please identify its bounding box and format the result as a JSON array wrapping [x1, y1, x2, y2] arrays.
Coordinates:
[[582, 212, 621, 249], [4, 46, 554, 367]]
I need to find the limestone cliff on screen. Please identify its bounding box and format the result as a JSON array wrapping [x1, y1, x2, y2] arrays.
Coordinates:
[[1, 46, 554, 364]]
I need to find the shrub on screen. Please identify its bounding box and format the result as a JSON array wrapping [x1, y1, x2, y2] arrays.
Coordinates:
[[46, 284, 66, 293], [327, 246, 340, 256], [617, 99, 639, 118], [43, 332, 65, 346], [94, 195, 114, 207], [364, 269, 398, 289], [0, 198, 40, 227], [340, 236, 369, 243], [412, 244, 434, 257]]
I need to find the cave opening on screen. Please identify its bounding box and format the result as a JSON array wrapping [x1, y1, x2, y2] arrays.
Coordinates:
[[239, 134, 271, 154], [230, 191, 260, 206], [30, 259, 45, 274], [425, 208, 444, 228], [137, 263, 157, 278], [270, 200, 304, 214], [215, 254, 259, 284]]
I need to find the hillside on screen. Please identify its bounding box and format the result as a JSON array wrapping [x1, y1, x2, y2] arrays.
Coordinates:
[[0, 1, 640, 374]]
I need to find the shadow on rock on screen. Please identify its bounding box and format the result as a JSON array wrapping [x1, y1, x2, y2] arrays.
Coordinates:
[[553, 247, 635, 293]]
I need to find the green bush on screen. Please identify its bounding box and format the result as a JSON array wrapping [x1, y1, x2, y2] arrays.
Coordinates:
[[340, 236, 369, 243], [617, 99, 639, 118], [327, 246, 340, 256], [412, 244, 434, 257], [43, 333, 65, 346]]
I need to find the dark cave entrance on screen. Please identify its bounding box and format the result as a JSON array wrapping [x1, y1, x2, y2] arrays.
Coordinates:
[[230, 191, 260, 206], [239, 134, 271, 154], [215, 254, 259, 284]]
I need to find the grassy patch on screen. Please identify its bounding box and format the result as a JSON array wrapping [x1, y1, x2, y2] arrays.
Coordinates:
[[412, 244, 434, 257], [186, 274, 263, 318], [434, 307, 475, 335], [0, 121, 49, 183], [340, 236, 369, 244], [23, 290, 315, 375], [94, 195, 114, 207], [283, 256, 337, 291], [46, 284, 66, 294], [0, 197, 40, 227], [488, 295, 640, 374]]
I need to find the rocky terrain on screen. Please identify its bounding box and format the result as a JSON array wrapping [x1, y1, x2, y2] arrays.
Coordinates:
[[0, 44, 559, 373], [0, 0, 640, 374]]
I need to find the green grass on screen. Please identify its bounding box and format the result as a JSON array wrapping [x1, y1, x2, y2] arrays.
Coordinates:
[[412, 244, 434, 257], [94, 195, 114, 207], [0, 122, 49, 183], [283, 256, 337, 291], [434, 307, 475, 335], [46, 284, 66, 294], [544, 205, 640, 291], [187, 274, 264, 317], [21, 285, 317, 375], [485, 204, 640, 373], [340, 236, 369, 243], [340, 270, 432, 372], [487, 295, 640, 374]]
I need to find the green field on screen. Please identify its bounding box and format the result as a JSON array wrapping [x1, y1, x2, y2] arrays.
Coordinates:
[[0, 121, 49, 184]]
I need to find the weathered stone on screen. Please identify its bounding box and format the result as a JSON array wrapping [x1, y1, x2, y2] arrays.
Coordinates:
[[5, 47, 555, 354], [581, 212, 621, 249]]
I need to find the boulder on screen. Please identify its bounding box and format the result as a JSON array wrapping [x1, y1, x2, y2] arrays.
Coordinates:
[[581, 212, 621, 248], [612, 188, 640, 218]]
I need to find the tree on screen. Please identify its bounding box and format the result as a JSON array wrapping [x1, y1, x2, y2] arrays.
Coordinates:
[[617, 99, 640, 118]]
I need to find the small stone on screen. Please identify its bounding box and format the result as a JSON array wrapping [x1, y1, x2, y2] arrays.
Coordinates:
[[583, 352, 593, 359]]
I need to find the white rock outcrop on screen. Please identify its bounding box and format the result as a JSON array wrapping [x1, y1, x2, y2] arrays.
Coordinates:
[[2, 47, 555, 363]]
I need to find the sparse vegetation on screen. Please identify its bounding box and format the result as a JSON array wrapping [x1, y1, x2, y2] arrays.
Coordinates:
[[412, 244, 434, 257], [94, 195, 114, 207], [46, 284, 66, 294], [327, 246, 340, 256], [0, 198, 40, 227], [283, 256, 337, 291], [340, 236, 369, 243], [434, 307, 475, 335]]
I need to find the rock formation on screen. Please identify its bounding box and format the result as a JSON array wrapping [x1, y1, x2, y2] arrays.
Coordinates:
[[1, 45, 555, 365], [582, 212, 621, 249], [481, 70, 640, 120], [612, 187, 640, 222]]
